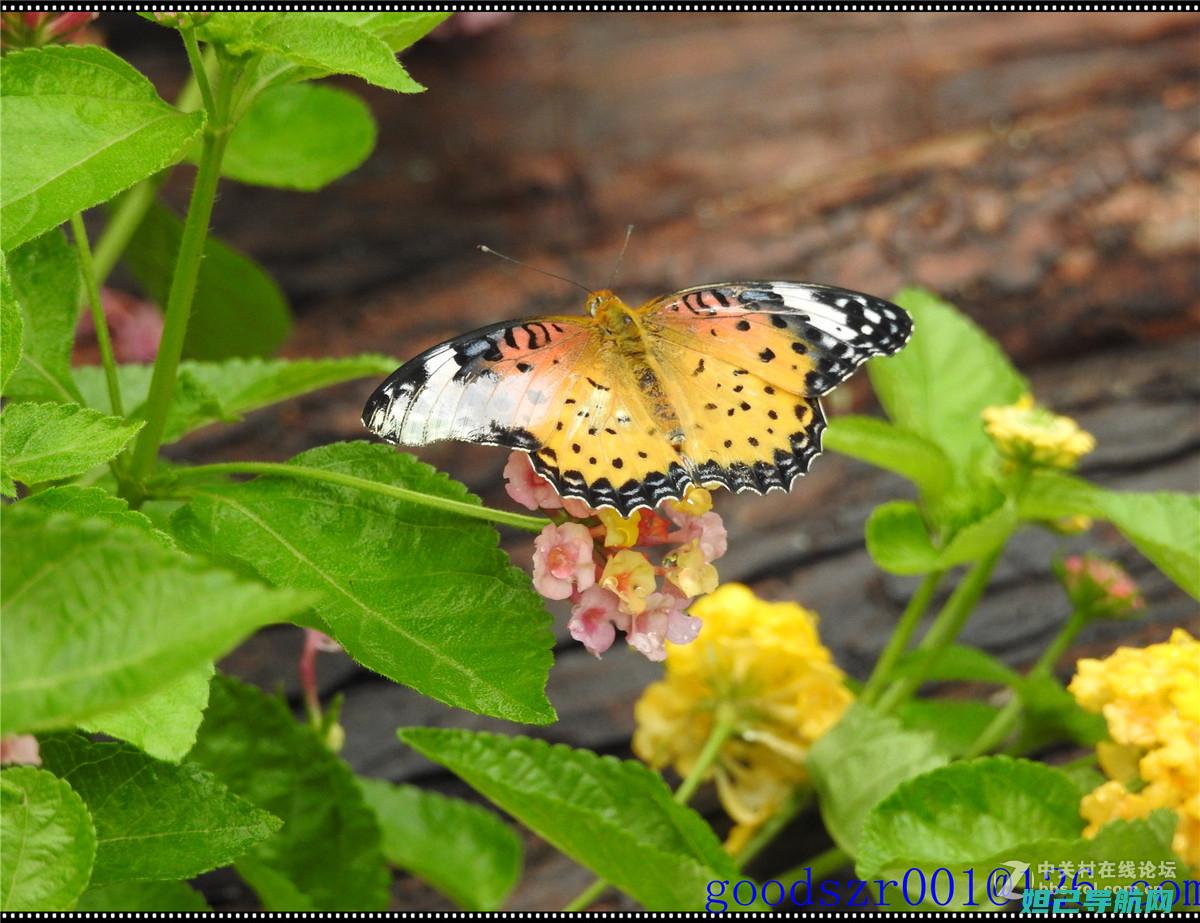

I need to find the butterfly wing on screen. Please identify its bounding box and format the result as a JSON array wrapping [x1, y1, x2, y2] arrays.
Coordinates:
[[364, 282, 912, 514], [362, 316, 689, 512], [639, 282, 912, 497]]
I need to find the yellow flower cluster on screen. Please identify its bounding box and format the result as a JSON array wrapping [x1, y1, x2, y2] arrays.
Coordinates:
[[1068, 629, 1200, 867], [632, 583, 853, 843], [982, 394, 1096, 469]]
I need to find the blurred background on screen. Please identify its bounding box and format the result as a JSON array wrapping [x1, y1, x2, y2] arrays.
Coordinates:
[[103, 11, 1197, 909]]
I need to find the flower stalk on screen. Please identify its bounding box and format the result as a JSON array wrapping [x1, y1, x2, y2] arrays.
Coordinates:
[[70, 212, 123, 419], [126, 32, 233, 493], [962, 605, 1090, 758], [149, 461, 551, 532], [875, 547, 1004, 713], [860, 570, 944, 705]]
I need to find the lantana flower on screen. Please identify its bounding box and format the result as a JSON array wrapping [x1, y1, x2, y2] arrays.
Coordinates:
[[568, 586, 629, 658], [633, 583, 853, 842], [598, 507, 641, 548], [505, 452, 723, 660], [981, 394, 1095, 469], [532, 522, 595, 600], [662, 540, 719, 597], [1068, 628, 1200, 866], [599, 549, 656, 615]]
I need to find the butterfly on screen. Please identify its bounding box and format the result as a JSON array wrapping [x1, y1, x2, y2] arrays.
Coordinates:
[[363, 282, 912, 516]]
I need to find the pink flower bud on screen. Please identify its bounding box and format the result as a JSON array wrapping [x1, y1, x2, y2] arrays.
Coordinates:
[[1060, 555, 1145, 619]]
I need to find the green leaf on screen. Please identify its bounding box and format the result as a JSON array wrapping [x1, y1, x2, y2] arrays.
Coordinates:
[[866, 498, 1017, 576], [865, 501, 939, 575], [0, 253, 23, 394], [235, 857, 317, 911], [326, 12, 452, 50], [823, 415, 954, 499], [171, 443, 556, 724], [935, 502, 1018, 569], [895, 699, 1003, 757], [223, 83, 376, 191], [807, 703, 950, 856], [890, 643, 1022, 688], [1089, 490, 1200, 601], [4, 230, 82, 403], [1053, 762, 1106, 799], [0, 766, 95, 911], [39, 733, 281, 885], [1021, 474, 1200, 600], [0, 505, 312, 733], [870, 288, 1027, 471], [19, 485, 171, 546], [0, 46, 204, 251], [399, 728, 739, 911], [856, 758, 1082, 894], [358, 777, 521, 911], [199, 13, 426, 93], [189, 677, 390, 911], [79, 664, 213, 763], [1014, 674, 1107, 750], [75, 880, 209, 912], [1, 402, 142, 496], [123, 201, 291, 360], [75, 354, 398, 444], [1032, 811, 1178, 890]]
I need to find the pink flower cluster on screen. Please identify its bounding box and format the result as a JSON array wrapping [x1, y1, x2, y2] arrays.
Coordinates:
[[504, 452, 728, 661], [0, 12, 96, 48]]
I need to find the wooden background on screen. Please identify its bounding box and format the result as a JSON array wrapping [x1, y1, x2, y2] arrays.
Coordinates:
[[112, 12, 1199, 910]]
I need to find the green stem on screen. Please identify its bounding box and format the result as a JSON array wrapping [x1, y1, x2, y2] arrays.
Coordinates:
[[962, 606, 1090, 758], [562, 879, 608, 915], [875, 547, 1005, 714], [70, 212, 123, 419], [126, 51, 234, 492], [562, 706, 739, 911], [673, 705, 738, 805], [860, 570, 944, 704], [777, 844, 851, 888], [181, 28, 216, 116], [732, 786, 812, 870], [152, 461, 551, 533]]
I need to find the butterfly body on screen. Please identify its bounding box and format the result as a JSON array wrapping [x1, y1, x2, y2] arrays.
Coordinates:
[[364, 281, 912, 515]]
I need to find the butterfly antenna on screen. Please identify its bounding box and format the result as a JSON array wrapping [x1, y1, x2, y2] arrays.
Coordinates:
[[606, 224, 635, 289], [477, 245, 593, 295]]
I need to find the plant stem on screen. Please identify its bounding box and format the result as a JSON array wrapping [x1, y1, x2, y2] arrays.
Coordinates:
[[70, 212, 123, 419], [875, 547, 1005, 714], [126, 45, 233, 493], [562, 879, 608, 914], [776, 844, 851, 889], [732, 786, 812, 870], [181, 28, 216, 116], [153, 461, 551, 533], [562, 706, 738, 911], [962, 606, 1090, 758], [860, 570, 944, 704]]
